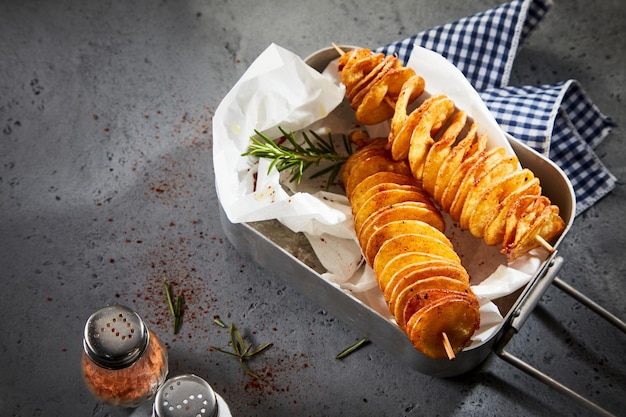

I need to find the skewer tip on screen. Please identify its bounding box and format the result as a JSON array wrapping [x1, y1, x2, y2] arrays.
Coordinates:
[[536, 235, 556, 253], [331, 42, 346, 56], [442, 332, 456, 360], [383, 96, 397, 110]]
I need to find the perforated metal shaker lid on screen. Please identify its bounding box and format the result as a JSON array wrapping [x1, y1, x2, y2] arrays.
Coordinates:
[[83, 304, 149, 370], [153, 374, 219, 417]]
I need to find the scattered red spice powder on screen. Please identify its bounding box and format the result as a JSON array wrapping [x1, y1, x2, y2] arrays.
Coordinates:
[[92, 99, 322, 409]]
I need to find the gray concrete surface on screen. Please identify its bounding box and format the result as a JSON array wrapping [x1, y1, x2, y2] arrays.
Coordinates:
[[1, 1, 624, 416]]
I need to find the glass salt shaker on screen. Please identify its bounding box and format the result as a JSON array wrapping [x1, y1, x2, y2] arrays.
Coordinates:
[[81, 305, 169, 408], [153, 374, 232, 417]]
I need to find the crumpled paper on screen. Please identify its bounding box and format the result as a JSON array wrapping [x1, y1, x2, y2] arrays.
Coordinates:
[[213, 42, 553, 345], [213, 43, 346, 225]]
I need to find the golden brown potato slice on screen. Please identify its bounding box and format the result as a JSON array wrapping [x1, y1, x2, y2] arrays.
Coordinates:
[[339, 50, 383, 92], [459, 154, 518, 230], [481, 175, 541, 245], [337, 48, 376, 82], [386, 261, 469, 306], [344, 54, 387, 102], [337, 48, 371, 71], [468, 131, 489, 156], [389, 94, 455, 163], [353, 189, 434, 235], [439, 135, 489, 214], [433, 124, 479, 204], [340, 140, 388, 186], [344, 155, 412, 198], [358, 201, 445, 245], [449, 147, 507, 222], [422, 110, 468, 195], [355, 67, 418, 125], [348, 171, 417, 202], [362, 219, 452, 265], [372, 234, 462, 278], [399, 287, 472, 330], [349, 56, 398, 106], [381, 67, 419, 103], [388, 75, 426, 149], [382, 259, 466, 299], [405, 294, 480, 359], [407, 96, 457, 180], [352, 55, 401, 106], [439, 149, 483, 214], [358, 202, 439, 247], [469, 169, 537, 240], [376, 252, 451, 294], [348, 130, 372, 149], [502, 195, 548, 250], [504, 204, 565, 259], [351, 182, 428, 217]]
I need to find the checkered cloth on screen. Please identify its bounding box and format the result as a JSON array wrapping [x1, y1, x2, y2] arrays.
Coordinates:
[[376, 0, 616, 216]]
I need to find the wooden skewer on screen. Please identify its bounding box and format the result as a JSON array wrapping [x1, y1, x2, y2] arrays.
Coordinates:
[[331, 42, 346, 57], [384, 96, 397, 110], [536, 235, 555, 253], [442, 332, 456, 360]]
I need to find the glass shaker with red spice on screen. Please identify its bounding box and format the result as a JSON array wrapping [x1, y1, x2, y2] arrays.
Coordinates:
[[81, 305, 168, 407]]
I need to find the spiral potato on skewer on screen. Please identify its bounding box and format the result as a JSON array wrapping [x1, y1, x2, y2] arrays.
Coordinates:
[[337, 48, 565, 259], [341, 141, 480, 359]]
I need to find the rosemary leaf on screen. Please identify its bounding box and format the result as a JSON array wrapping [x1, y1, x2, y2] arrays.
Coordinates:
[[309, 162, 341, 179], [240, 358, 261, 380], [210, 347, 241, 358], [300, 130, 316, 151], [283, 126, 307, 153], [342, 133, 352, 155], [335, 338, 369, 360], [213, 317, 226, 328], [230, 323, 242, 356], [246, 342, 274, 357], [163, 279, 184, 334], [233, 324, 246, 354], [241, 343, 253, 357], [163, 280, 176, 317], [326, 165, 341, 188], [242, 127, 352, 190], [212, 321, 273, 379], [174, 294, 183, 334]]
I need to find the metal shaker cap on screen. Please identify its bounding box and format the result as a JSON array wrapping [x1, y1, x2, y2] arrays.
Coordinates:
[[83, 305, 150, 370], [153, 374, 219, 417]]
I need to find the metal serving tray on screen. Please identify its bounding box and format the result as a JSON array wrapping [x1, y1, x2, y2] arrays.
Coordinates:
[[218, 47, 624, 416]]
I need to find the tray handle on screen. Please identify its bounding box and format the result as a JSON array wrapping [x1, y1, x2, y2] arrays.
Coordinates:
[[494, 255, 623, 417]]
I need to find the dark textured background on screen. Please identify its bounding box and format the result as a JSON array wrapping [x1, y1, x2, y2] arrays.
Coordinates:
[[1, 1, 624, 416]]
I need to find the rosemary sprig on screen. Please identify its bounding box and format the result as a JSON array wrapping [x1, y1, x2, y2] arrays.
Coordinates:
[[163, 279, 184, 334], [242, 126, 352, 190], [335, 337, 369, 359], [210, 323, 273, 379]]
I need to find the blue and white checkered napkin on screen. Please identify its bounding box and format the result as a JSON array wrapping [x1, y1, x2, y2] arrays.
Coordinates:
[[376, 0, 616, 216]]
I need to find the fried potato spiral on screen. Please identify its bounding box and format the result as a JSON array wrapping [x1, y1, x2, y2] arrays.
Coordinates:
[[337, 48, 565, 260], [342, 141, 480, 359]]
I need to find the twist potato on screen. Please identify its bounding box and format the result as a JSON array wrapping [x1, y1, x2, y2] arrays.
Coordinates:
[[342, 143, 479, 359], [337, 47, 565, 260]]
